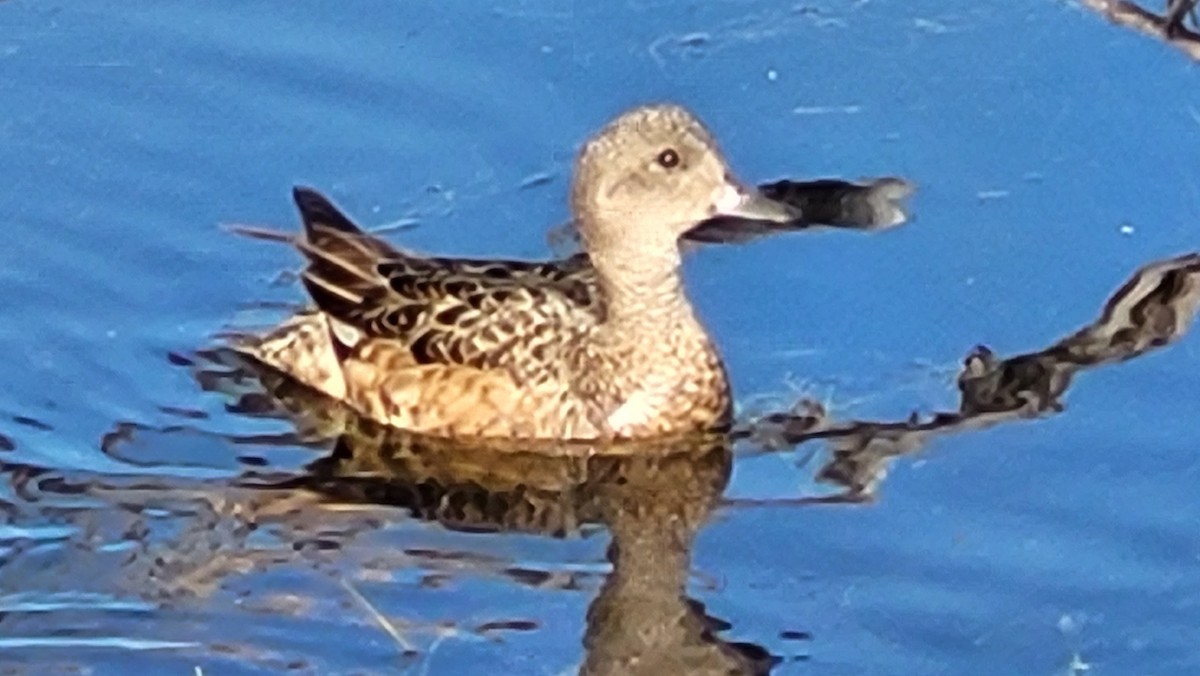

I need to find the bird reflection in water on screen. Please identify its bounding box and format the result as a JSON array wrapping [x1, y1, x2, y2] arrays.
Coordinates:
[[5, 240, 1198, 671], [188, 250, 1200, 670], [236, 386, 777, 674]]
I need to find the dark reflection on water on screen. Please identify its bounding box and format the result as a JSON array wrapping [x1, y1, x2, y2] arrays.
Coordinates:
[[199, 361, 777, 674], [287, 425, 773, 674], [742, 252, 1200, 502], [1, 369, 773, 672], [1, 251, 1197, 672]]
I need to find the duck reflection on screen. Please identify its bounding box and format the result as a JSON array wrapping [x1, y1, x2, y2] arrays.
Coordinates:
[[9, 246, 1197, 671], [217, 366, 776, 673], [178, 250, 1200, 671]]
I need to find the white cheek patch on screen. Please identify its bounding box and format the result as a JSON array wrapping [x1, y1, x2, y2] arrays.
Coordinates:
[[711, 182, 744, 214]]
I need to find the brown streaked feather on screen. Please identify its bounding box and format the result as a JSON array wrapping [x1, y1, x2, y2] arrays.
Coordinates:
[[229, 310, 349, 400], [339, 341, 602, 439], [291, 187, 602, 379]]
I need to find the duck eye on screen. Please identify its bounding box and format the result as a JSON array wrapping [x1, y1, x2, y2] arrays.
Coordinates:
[[655, 148, 680, 169]]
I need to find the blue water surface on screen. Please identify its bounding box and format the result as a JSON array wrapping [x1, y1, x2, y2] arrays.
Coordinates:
[[1, 1, 1199, 674]]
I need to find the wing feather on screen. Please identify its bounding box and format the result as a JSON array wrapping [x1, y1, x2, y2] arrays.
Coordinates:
[[290, 186, 600, 378]]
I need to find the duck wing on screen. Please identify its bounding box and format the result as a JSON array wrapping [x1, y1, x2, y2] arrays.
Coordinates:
[[291, 187, 600, 373]]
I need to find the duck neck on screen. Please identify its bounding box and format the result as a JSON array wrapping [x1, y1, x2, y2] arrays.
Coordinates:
[[590, 242, 696, 330]]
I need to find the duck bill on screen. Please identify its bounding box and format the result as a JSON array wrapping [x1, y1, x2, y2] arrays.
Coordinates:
[[709, 181, 797, 223]]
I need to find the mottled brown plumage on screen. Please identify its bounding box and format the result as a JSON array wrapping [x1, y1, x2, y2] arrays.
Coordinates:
[[238, 103, 794, 440]]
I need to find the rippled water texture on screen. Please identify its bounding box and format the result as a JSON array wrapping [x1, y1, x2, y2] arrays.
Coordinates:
[[3, 1, 1200, 674]]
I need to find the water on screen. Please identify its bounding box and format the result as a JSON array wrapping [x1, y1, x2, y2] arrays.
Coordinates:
[[2, 1, 1200, 673]]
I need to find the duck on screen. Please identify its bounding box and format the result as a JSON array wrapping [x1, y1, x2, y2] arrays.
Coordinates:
[[234, 103, 796, 441]]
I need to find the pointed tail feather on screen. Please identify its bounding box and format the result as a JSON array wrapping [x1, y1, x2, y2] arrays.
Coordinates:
[[291, 186, 398, 328], [293, 186, 365, 236], [291, 186, 401, 261]]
